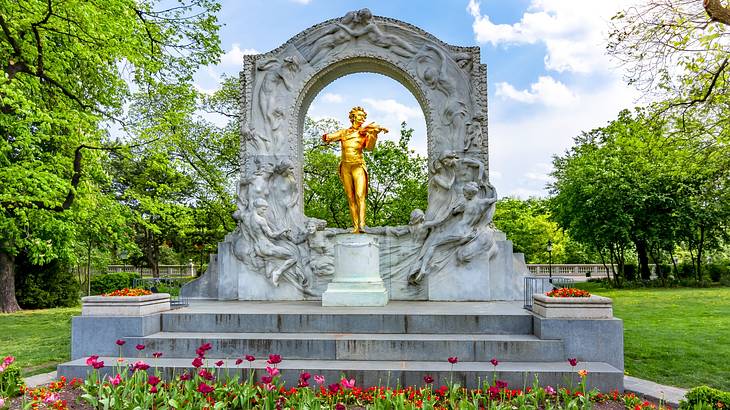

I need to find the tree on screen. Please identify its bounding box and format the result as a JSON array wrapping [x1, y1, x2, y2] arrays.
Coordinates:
[[302, 119, 428, 228], [493, 197, 568, 264], [609, 0, 730, 136], [0, 0, 222, 312]]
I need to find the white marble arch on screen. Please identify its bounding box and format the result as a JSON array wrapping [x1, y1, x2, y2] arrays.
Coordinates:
[[182, 9, 528, 302]]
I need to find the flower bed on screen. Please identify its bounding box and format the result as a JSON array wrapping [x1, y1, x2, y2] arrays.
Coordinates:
[[103, 288, 152, 297], [546, 288, 591, 298], [4, 341, 669, 410]]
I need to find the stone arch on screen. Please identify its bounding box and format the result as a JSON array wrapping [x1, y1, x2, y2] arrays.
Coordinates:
[[240, 8, 490, 188], [294, 57, 432, 161]]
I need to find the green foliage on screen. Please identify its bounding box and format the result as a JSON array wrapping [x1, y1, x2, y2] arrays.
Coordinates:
[[0, 363, 24, 398], [14, 254, 79, 309], [494, 197, 567, 263], [550, 108, 730, 283], [90, 273, 137, 295], [303, 118, 428, 228], [0, 0, 222, 311], [680, 386, 730, 410]]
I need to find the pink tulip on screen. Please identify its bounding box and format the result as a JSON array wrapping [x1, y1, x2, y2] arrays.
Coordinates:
[[340, 377, 355, 389], [314, 375, 325, 385], [265, 366, 280, 376], [109, 374, 122, 386]]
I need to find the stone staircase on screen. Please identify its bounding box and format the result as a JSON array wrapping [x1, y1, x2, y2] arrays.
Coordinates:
[[57, 301, 624, 391]]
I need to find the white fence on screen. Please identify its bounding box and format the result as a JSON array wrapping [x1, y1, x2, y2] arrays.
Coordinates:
[[526, 264, 611, 279], [105, 262, 196, 277], [527, 264, 661, 279]]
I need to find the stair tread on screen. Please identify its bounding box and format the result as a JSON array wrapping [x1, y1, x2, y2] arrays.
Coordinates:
[[140, 332, 558, 342], [60, 357, 621, 373]]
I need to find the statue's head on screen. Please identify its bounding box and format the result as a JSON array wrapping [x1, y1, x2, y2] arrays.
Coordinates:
[[276, 159, 295, 175], [463, 182, 479, 199], [409, 209, 425, 225], [440, 150, 458, 166], [357, 8, 373, 22], [349, 106, 367, 125], [253, 198, 269, 215]]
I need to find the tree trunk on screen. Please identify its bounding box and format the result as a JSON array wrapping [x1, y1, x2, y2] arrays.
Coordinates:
[[636, 239, 651, 281], [0, 251, 21, 313], [705, 0, 730, 25]]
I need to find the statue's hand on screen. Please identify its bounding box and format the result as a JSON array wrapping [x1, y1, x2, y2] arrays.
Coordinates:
[[321, 134, 328, 143]]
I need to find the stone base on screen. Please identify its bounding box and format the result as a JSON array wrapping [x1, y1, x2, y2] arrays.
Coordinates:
[[321, 282, 389, 306], [322, 234, 389, 307], [532, 294, 613, 319], [81, 293, 171, 316]]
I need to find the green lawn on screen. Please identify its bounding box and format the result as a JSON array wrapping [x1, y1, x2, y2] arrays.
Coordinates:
[[0, 307, 80, 376], [576, 283, 730, 391]]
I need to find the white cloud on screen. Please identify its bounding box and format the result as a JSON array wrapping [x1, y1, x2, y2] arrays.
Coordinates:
[[467, 0, 636, 73], [496, 76, 576, 106], [489, 77, 638, 198], [322, 93, 343, 103], [220, 43, 259, 66], [361, 98, 423, 123]]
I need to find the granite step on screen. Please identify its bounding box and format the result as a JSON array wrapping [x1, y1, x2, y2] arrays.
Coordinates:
[[57, 357, 624, 392], [161, 311, 533, 335], [123, 332, 565, 362]]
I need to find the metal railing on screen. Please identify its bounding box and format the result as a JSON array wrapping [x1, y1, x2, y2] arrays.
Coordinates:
[[523, 276, 575, 311], [133, 278, 189, 309]]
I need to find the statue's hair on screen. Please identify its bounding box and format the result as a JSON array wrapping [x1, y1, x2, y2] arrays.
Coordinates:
[[253, 198, 269, 208], [463, 181, 479, 195], [349, 106, 367, 121]]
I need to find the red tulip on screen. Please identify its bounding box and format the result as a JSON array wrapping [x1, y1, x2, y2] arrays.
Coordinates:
[[215, 360, 224, 367], [115, 339, 126, 346], [148, 375, 160, 386], [235, 358, 243, 365], [152, 352, 163, 358], [447, 356, 458, 364], [135, 344, 145, 351], [267, 354, 282, 365], [423, 375, 434, 384], [490, 358, 499, 367], [197, 382, 214, 394], [192, 357, 204, 368], [245, 355, 255, 362], [568, 358, 578, 367]]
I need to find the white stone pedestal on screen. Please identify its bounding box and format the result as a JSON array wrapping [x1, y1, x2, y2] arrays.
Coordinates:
[[81, 293, 171, 316], [322, 234, 388, 306]]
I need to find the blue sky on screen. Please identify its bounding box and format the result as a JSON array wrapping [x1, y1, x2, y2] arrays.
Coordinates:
[[193, 0, 639, 198]]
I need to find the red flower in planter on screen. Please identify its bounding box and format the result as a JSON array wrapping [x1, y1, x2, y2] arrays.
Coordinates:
[[180, 372, 191, 381], [546, 288, 591, 298], [148, 375, 161, 386], [490, 358, 499, 367], [235, 358, 243, 365], [92, 360, 105, 370], [214, 360, 224, 367], [261, 375, 273, 384], [198, 369, 214, 381], [152, 352, 163, 358]]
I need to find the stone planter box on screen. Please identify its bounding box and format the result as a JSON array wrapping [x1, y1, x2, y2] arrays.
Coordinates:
[[532, 294, 613, 319], [81, 293, 171, 316]]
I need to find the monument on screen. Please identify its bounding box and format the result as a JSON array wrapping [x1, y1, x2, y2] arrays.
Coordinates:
[[182, 7, 527, 302], [59, 9, 624, 392]]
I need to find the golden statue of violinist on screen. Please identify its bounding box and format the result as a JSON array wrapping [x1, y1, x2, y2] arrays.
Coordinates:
[[322, 106, 388, 233]]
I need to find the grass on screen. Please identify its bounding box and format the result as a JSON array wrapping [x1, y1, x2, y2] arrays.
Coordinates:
[[0, 306, 80, 376], [575, 282, 730, 391]]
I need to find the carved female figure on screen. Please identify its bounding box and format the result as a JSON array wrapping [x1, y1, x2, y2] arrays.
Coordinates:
[[256, 56, 298, 138], [269, 159, 301, 229], [335, 8, 417, 59], [249, 199, 296, 287], [424, 151, 459, 223]]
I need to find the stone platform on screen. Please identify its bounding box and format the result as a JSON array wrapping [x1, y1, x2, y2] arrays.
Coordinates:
[[58, 300, 624, 391]]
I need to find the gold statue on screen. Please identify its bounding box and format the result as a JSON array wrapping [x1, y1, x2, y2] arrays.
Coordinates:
[[322, 106, 389, 233]]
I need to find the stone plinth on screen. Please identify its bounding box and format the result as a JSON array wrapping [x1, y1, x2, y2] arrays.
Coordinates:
[[532, 294, 613, 319], [81, 293, 171, 316], [322, 234, 388, 306]]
